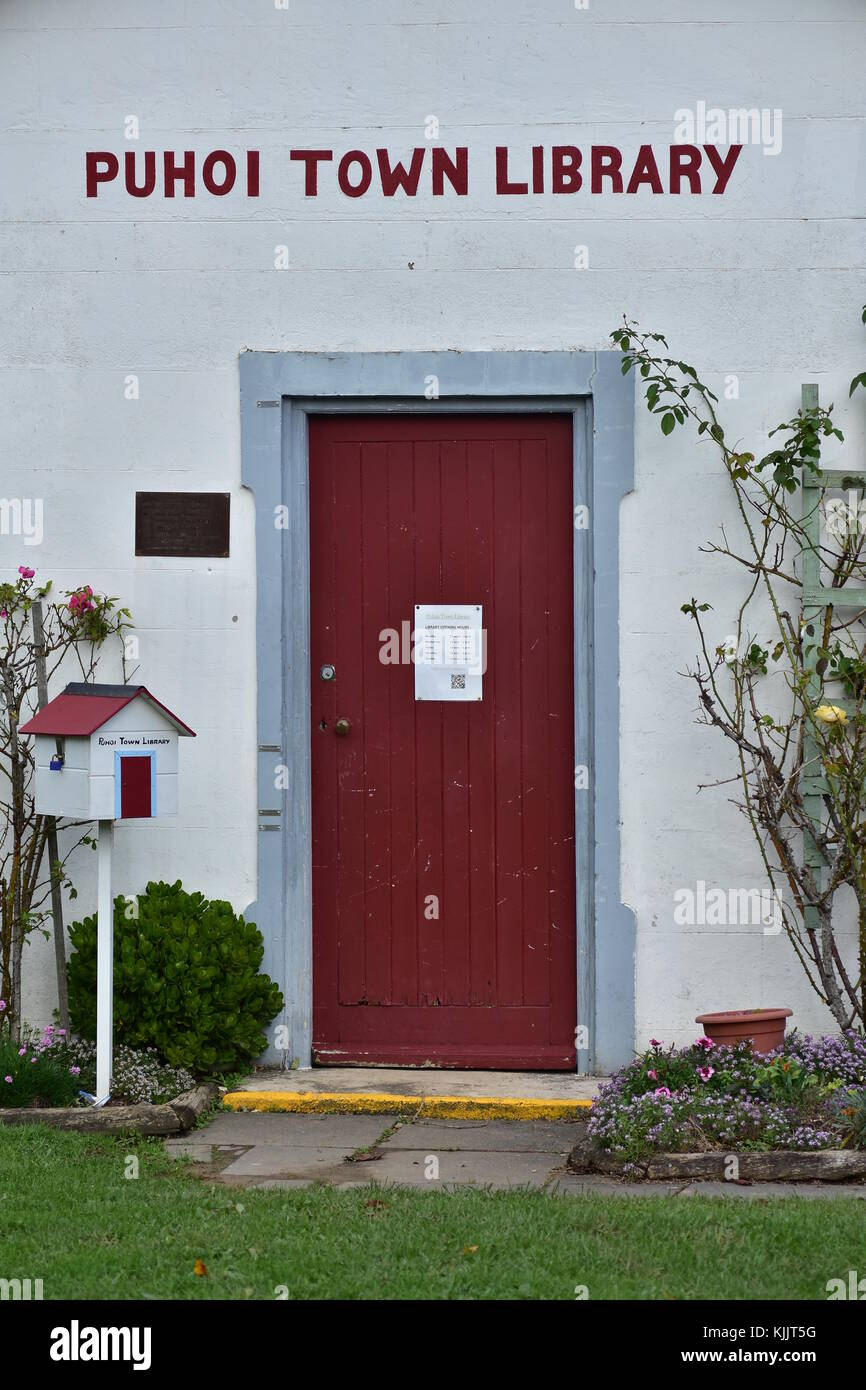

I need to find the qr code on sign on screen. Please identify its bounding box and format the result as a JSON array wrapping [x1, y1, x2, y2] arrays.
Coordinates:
[[451, 673, 466, 690]]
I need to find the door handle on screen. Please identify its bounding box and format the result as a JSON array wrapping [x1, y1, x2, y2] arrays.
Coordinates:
[[334, 717, 351, 737]]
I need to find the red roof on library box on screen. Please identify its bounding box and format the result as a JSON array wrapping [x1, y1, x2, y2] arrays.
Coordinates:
[[19, 683, 195, 737]]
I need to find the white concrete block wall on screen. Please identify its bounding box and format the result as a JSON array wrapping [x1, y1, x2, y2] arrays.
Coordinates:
[[2, 1, 864, 1050]]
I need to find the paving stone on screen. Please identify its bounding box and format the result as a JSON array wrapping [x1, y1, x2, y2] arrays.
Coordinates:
[[383, 1118, 584, 1153], [220, 1144, 362, 1180], [164, 1139, 213, 1162], [547, 1173, 687, 1197], [247, 1179, 319, 1190], [196, 1110, 391, 1149], [347, 1148, 560, 1189], [677, 1180, 866, 1200]]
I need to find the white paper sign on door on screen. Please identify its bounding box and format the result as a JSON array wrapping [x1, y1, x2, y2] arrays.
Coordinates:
[[414, 604, 483, 701]]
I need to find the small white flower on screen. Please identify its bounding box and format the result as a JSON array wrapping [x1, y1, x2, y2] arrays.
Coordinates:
[[720, 635, 738, 665]]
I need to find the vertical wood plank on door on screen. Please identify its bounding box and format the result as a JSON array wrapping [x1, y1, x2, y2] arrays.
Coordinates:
[[360, 442, 392, 1005], [332, 440, 366, 1004], [414, 440, 444, 1007], [520, 436, 552, 1013], [468, 441, 497, 1006], [492, 437, 524, 1007], [547, 420, 577, 1045], [309, 439, 339, 1035], [440, 438, 472, 1006], [388, 440, 418, 1005]]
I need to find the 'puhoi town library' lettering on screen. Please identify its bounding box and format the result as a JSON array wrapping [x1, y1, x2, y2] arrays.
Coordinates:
[[96, 736, 170, 747], [85, 143, 743, 199]]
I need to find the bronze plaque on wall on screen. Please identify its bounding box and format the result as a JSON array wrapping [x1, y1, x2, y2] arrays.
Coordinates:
[[135, 492, 230, 557]]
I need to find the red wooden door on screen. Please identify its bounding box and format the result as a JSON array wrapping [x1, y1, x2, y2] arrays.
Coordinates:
[[310, 414, 576, 1069]]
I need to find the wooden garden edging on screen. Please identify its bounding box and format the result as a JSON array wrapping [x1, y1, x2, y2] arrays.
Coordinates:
[[568, 1134, 866, 1182], [0, 1083, 219, 1136]]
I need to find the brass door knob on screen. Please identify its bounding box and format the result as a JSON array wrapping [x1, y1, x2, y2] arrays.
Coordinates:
[[334, 717, 351, 737]]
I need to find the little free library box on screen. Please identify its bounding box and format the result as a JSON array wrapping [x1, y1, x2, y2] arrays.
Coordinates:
[[20, 683, 195, 821]]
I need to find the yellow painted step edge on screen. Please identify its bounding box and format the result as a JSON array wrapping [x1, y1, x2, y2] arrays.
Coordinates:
[[222, 1090, 593, 1120]]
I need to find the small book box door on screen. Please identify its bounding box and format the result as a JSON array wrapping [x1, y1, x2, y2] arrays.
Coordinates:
[[117, 752, 154, 819]]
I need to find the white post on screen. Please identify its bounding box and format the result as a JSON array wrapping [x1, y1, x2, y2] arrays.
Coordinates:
[[95, 818, 114, 1104]]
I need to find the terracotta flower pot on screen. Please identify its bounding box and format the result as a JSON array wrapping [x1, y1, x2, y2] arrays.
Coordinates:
[[694, 1008, 793, 1055]]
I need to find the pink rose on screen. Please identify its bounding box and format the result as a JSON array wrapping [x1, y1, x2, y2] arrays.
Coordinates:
[[653, 1086, 671, 1098], [18, 565, 35, 579]]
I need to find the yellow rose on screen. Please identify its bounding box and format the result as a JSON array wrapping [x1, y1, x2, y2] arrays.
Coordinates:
[[815, 704, 848, 725]]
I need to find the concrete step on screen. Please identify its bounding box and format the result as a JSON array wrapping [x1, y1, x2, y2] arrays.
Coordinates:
[[224, 1066, 605, 1120]]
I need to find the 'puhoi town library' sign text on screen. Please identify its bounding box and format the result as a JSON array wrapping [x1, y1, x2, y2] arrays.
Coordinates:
[[84, 143, 744, 200]]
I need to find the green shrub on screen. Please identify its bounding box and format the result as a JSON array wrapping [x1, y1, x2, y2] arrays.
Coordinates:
[[67, 881, 284, 1074]]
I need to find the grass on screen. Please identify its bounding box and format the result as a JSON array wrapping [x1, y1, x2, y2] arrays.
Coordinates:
[[1, 1124, 865, 1300]]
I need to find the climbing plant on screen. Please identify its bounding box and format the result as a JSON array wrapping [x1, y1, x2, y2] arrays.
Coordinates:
[[613, 307, 866, 1029]]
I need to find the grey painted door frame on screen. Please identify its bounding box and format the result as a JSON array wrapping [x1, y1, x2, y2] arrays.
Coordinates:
[[240, 350, 635, 1074]]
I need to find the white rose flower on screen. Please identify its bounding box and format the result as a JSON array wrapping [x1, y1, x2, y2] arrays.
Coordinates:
[[720, 635, 738, 665]]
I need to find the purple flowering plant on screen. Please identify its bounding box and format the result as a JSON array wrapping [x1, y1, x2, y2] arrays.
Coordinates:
[[0, 1016, 196, 1109], [587, 1029, 866, 1163], [0, 1020, 80, 1108]]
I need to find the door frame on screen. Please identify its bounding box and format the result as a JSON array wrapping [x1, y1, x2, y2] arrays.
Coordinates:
[[240, 351, 635, 1074]]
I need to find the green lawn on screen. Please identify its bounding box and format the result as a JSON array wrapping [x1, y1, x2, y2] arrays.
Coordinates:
[[1, 1124, 863, 1300]]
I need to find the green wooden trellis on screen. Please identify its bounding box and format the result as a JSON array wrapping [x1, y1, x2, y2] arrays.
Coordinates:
[[799, 381, 866, 936]]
